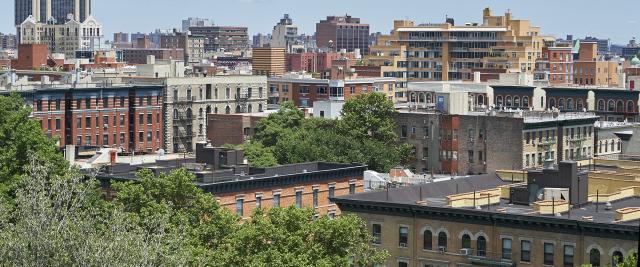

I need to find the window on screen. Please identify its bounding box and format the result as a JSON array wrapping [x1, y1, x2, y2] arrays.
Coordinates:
[[612, 251, 624, 266], [401, 125, 407, 138], [103, 134, 109, 145], [461, 234, 471, 249], [76, 118, 82, 128], [589, 248, 601, 267], [423, 147, 429, 160], [423, 230, 432, 250], [398, 262, 408, 267], [521, 240, 531, 262], [120, 96, 125, 107], [55, 99, 61, 110], [468, 150, 474, 163], [255, 194, 262, 209], [119, 133, 125, 144], [544, 243, 554, 265], [502, 238, 512, 260], [399, 227, 408, 247], [147, 131, 152, 142], [349, 183, 356, 194], [372, 224, 382, 244], [273, 193, 281, 208], [477, 236, 487, 257], [236, 199, 244, 217], [328, 185, 335, 203], [147, 114, 153, 125], [55, 119, 60, 131], [139, 114, 144, 124], [120, 115, 125, 126], [312, 188, 319, 208], [563, 245, 574, 267], [295, 191, 302, 208], [138, 132, 143, 142], [437, 232, 447, 251], [423, 126, 430, 138]]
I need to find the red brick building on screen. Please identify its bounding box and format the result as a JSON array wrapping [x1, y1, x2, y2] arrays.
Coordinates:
[[206, 113, 266, 146], [11, 44, 49, 70], [121, 48, 184, 64], [315, 15, 369, 54], [22, 85, 164, 154], [285, 51, 355, 73]]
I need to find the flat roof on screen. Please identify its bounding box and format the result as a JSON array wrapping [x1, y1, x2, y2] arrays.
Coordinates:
[[397, 27, 508, 32]]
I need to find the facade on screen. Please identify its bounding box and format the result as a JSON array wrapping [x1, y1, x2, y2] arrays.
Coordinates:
[[252, 47, 285, 77], [0, 33, 18, 49], [573, 42, 621, 87], [11, 43, 49, 70], [97, 145, 366, 218], [206, 113, 266, 146], [333, 160, 640, 267], [548, 46, 573, 85], [4, 85, 164, 153], [315, 15, 369, 54], [15, 0, 91, 25], [396, 110, 598, 174], [267, 75, 397, 107], [158, 76, 267, 153], [188, 26, 249, 53], [113, 32, 129, 43], [121, 48, 184, 65], [160, 30, 205, 64], [252, 33, 271, 48], [285, 51, 355, 73], [181, 17, 213, 32], [271, 14, 298, 52], [17, 15, 103, 59], [366, 8, 551, 83]]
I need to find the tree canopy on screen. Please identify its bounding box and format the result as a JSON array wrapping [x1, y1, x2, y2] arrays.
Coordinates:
[[242, 93, 410, 172]]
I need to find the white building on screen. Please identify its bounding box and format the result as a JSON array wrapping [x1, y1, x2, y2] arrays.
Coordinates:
[[271, 14, 298, 52], [17, 14, 103, 59]]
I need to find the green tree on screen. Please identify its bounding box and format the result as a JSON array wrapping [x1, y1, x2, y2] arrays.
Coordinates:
[[254, 101, 305, 147], [240, 142, 278, 168], [0, 93, 67, 198]]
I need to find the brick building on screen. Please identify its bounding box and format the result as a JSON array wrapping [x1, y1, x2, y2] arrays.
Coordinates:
[[96, 145, 366, 218], [206, 113, 266, 146], [252, 47, 285, 77], [334, 160, 639, 267], [315, 15, 369, 54], [9, 85, 164, 154], [121, 48, 184, 64], [11, 43, 49, 70], [188, 26, 249, 52], [285, 51, 355, 73]]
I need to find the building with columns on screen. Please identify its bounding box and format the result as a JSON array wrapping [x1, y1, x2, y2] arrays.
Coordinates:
[[15, 0, 91, 25]]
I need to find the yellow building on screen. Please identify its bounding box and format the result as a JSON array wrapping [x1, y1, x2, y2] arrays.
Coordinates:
[[365, 7, 553, 89], [252, 47, 285, 77]]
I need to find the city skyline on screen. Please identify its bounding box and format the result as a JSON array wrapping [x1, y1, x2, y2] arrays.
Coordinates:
[[3, 0, 640, 44]]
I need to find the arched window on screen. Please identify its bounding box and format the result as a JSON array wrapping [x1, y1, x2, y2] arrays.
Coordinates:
[[461, 234, 471, 249], [225, 106, 230, 114], [589, 248, 601, 267], [608, 100, 615, 112], [225, 88, 230, 99], [259, 104, 263, 112], [214, 107, 219, 114], [236, 88, 241, 98], [206, 105, 212, 114], [437, 232, 448, 251], [477, 95, 484, 106], [410, 93, 417, 103], [173, 89, 178, 101], [514, 96, 521, 107], [577, 99, 584, 111], [173, 109, 178, 119], [567, 98, 574, 110], [199, 108, 203, 118], [235, 105, 241, 113], [523, 96, 529, 108], [186, 108, 192, 119], [477, 236, 487, 257], [427, 93, 433, 103], [248, 104, 253, 113], [496, 96, 503, 107], [612, 251, 624, 266], [198, 124, 203, 135], [549, 98, 556, 109], [598, 100, 605, 111], [628, 100, 636, 113], [419, 93, 425, 103], [617, 100, 624, 112], [423, 230, 433, 250], [558, 98, 565, 110], [506, 96, 513, 107]]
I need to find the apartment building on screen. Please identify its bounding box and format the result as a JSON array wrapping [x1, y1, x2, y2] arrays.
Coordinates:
[[573, 42, 621, 87], [252, 47, 285, 77], [271, 14, 298, 52], [396, 110, 598, 174], [315, 15, 370, 54], [548, 46, 574, 85], [121, 48, 184, 65], [140, 76, 268, 153], [267, 74, 397, 107], [15, 0, 91, 25], [5, 84, 164, 154], [160, 30, 205, 64], [17, 14, 103, 59], [188, 26, 249, 52], [206, 113, 266, 146], [365, 8, 551, 83], [334, 160, 639, 267], [97, 145, 366, 218], [285, 51, 355, 73]]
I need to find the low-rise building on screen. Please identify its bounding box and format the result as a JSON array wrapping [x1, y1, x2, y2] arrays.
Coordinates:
[[121, 48, 184, 65], [334, 160, 639, 267], [206, 113, 267, 146], [252, 47, 285, 77], [96, 144, 366, 218]]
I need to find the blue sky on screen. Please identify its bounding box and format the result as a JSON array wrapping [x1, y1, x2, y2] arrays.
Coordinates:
[[3, 0, 639, 44]]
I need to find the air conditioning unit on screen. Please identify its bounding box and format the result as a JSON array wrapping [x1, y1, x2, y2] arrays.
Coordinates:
[[460, 248, 472, 255], [439, 246, 446, 253], [399, 242, 407, 248], [469, 138, 475, 143], [103, 123, 108, 129]]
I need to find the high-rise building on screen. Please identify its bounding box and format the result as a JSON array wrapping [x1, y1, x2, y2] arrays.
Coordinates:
[[252, 33, 271, 48], [252, 47, 285, 77], [181, 17, 213, 32], [0, 33, 18, 50], [271, 14, 298, 52], [315, 15, 369, 54], [15, 0, 91, 25], [160, 30, 205, 64], [113, 32, 129, 44]]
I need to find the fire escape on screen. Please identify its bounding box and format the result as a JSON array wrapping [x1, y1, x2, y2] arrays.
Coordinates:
[[172, 92, 194, 153], [235, 87, 250, 113]]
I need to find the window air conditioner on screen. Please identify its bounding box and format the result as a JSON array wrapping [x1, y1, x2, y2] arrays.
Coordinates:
[[399, 242, 407, 248]]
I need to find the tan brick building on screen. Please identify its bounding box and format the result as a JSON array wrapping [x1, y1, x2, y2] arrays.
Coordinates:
[[252, 47, 286, 77]]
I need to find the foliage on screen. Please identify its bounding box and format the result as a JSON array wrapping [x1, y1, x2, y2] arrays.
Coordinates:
[[0, 158, 190, 266], [580, 252, 637, 267], [0, 93, 67, 199], [249, 95, 410, 172]]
